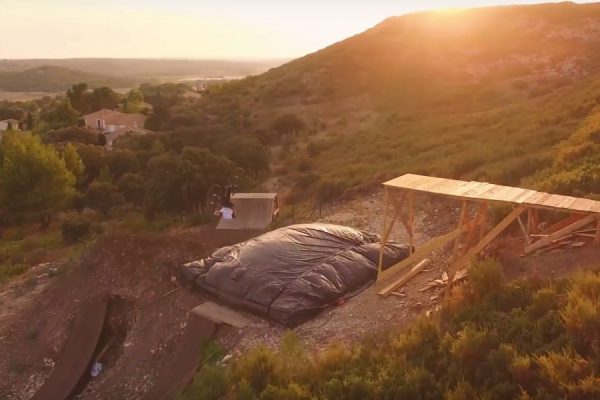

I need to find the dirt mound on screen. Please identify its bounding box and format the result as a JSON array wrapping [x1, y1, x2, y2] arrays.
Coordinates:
[[0, 227, 256, 400]]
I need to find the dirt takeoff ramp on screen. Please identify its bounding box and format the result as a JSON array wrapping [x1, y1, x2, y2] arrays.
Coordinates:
[[31, 299, 107, 400], [217, 193, 278, 230], [141, 313, 217, 400]]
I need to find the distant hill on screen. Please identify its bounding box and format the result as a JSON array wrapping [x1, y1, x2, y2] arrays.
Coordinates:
[[0, 58, 284, 80], [0, 66, 134, 92], [188, 1, 600, 199]]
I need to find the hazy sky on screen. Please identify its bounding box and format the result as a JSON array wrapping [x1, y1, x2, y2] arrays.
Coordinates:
[[0, 0, 595, 59]]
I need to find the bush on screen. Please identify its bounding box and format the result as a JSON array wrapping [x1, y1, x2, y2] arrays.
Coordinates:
[[60, 217, 91, 243]]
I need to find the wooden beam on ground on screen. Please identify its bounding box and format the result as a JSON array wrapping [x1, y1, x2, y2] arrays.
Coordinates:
[[378, 228, 461, 282], [540, 213, 586, 235], [377, 258, 432, 297], [525, 213, 599, 254]]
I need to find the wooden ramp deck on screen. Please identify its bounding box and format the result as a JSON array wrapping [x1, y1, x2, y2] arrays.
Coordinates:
[[384, 174, 600, 214], [191, 301, 256, 328], [377, 174, 600, 297], [31, 299, 107, 400]]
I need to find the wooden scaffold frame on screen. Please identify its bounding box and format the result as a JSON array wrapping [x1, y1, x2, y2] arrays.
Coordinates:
[[377, 174, 600, 297]]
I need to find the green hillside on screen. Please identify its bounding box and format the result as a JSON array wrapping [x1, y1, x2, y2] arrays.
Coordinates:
[[169, 2, 600, 200], [0, 66, 134, 92]]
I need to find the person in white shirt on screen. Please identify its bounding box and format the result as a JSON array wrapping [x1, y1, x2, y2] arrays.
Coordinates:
[[215, 200, 235, 220]]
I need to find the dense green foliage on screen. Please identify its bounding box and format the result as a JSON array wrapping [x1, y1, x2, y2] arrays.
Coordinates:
[[0, 133, 75, 225], [0, 66, 133, 92], [184, 263, 600, 400]]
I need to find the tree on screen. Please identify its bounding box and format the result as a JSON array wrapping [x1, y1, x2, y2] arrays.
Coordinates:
[[117, 172, 145, 207], [271, 114, 306, 142], [97, 165, 114, 183], [75, 144, 105, 182], [43, 127, 100, 145], [62, 143, 85, 185], [0, 133, 75, 226], [144, 153, 185, 217], [218, 136, 269, 177], [180, 147, 235, 213], [85, 181, 123, 216], [89, 87, 120, 112], [26, 112, 34, 131], [41, 99, 79, 129], [123, 88, 144, 113], [105, 149, 139, 179], [67, 83, 90, 114]]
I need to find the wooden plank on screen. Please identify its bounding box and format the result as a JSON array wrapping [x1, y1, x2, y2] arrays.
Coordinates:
[[377, 228, 461, 281], [525, 213, 599, 254], [378, 258, 432, 297], [569, 198, 596, 213], [191, 302, 256, 328], [540, 214, 584, 235], [383, 174, 600, 215]]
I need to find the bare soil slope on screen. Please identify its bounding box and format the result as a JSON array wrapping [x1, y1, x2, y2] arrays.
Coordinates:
[[0, 227, 256, 400]]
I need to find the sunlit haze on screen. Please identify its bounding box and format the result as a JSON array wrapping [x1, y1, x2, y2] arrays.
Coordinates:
[[0, 0, 596, 59]]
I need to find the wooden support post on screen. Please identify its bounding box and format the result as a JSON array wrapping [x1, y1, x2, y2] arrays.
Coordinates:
[[407, 192, 414, 255], [451, 201, 468, 262], [378, 189, 390, 275], [377, 228, 461, 282], [594, 218, 600, 245], [516, 213, 529, 242], [525, 213, 599, 254], [478, 203, 489, 242], [526, 208, 532, 238]]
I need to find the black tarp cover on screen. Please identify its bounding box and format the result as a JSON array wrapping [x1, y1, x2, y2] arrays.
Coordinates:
[[189, 223, 411, 326]]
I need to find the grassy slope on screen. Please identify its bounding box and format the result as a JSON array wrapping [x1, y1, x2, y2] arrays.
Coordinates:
[[190, 2, 600, 200]]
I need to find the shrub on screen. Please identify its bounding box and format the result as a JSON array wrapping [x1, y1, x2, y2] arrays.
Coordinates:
[[0, 262, 27, 284], [464, 259, 505, 301], [233, 345, 279, 394], [60, 217, 91, 243]]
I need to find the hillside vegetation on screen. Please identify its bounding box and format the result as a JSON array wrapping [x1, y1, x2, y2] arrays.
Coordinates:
[[0, 66, 134, 92], [185, 262, 600, 400], [164, 2, 600, 201]]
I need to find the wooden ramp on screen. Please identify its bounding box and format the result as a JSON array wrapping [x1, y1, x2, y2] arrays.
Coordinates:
[[377, 174, 600, 296], [32, 299, 107, 400], [191, 301, 256, 328], [217, 193, 278, 230], [141, 312, 217, 400]]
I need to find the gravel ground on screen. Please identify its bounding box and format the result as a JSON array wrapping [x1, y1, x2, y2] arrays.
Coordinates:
[[217, 189, 462, 354]]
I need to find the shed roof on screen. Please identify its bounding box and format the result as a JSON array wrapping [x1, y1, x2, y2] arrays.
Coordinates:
[[384, 174, 600, 214]]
